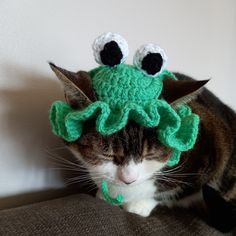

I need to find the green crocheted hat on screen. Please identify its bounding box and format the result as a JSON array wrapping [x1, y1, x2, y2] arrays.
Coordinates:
[[49, 32, 207, 166]]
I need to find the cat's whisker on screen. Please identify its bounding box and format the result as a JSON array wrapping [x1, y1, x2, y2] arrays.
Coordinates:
[[65, 175, 98, 183], [49, 163, 87, 172], [46, 151, 87, 170], [46, 151, 76, 164], [161, 158, 189, 174], [65, 177, 95, 183], [85, 184, 99, 193], [162, 172, 205, 177], [154, 177, 179, 186], [66, 175, 99, 181], [49, 163, 88, 171], [65, 179, 95, 186], [45, 145, 68, 151], [49, 167, 87, 172], [154, 174, 193, 187], [166, 178, 192, 187], [156, 170, 205, 177]]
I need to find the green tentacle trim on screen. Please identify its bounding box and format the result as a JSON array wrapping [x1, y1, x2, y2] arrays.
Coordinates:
[[158, 105, 200, 152], [167, 149, 182, 167], [101, 180, 124, 206], [50, 100, 174, 141], [50, 100, 199, 158]]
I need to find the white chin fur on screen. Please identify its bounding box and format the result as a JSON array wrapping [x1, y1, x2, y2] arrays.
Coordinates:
[[106, 179, 157, 203], [70, 148, 199, 216], [92, 159, 166, 203]]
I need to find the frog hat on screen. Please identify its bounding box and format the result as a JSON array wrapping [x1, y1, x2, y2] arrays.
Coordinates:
[[49, 32, 208, 166]]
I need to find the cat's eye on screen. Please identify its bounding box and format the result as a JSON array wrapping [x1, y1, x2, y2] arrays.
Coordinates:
[[92, 32, 129, 67], [133, 44, 168, 76], [97, 153, 114, 161]]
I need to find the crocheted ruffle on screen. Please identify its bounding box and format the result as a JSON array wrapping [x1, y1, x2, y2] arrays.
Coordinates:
[[49, 100, 199, 154]]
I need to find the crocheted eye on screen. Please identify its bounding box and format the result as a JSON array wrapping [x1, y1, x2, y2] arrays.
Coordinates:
[[92, 32, 129, 67], [133, 44, 168, 76]]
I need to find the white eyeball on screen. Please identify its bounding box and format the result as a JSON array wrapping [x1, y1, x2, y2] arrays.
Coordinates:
[[133, 44, 168, 76], [92, 32, 129, 66]]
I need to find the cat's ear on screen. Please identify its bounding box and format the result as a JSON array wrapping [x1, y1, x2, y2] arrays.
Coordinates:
[[49, 63, 96, 108], [162, 77, 209, 107]]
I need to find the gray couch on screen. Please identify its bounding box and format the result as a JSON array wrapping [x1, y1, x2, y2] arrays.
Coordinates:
[[0, 193, 233, 235]]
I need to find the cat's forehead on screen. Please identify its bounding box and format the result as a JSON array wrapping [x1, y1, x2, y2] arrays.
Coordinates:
[[81, 121, 156, 142], [68, 120, 172, 166], [74, 121, 163, 157]]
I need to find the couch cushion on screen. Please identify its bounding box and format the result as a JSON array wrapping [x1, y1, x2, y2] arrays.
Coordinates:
[[0, 193, 233, 235]]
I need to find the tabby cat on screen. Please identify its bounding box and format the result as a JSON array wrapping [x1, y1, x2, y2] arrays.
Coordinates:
[[50, 64, 235, 233]]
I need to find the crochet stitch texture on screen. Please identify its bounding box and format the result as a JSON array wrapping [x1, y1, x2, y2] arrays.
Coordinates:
[[90, 65, 172, 109], [50, 100, 199, 154], [50, 64, 200, 166], [49, 33, 200, 167]]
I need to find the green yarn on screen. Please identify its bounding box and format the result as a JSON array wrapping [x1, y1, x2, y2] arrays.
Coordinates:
[[90, 64, 176, 109], [50, 100, 199, 154], [157, 105, 200, 152], [49, 63, 199, 167], [50, 65, 180, 140], [101, 180, 124, 205], [167, 150, 182, 167]]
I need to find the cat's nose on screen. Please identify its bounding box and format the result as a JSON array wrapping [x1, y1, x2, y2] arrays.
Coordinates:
[[117, 168, 139, 184]]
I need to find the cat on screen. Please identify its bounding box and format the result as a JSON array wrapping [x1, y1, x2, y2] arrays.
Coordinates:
[[50, 64, 236, 233]]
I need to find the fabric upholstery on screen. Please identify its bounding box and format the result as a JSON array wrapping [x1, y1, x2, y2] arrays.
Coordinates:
[[0, 193, 233, 235]]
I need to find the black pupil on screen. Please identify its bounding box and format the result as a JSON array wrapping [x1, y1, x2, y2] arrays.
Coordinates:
[[141, 53, 163, 75], [100, 41, 123, 67]]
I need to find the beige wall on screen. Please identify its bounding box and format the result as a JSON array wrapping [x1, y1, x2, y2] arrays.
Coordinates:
[[0, 0, 235, 198]]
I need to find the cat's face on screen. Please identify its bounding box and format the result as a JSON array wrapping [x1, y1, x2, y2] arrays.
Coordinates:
[[67, 121, 172, 186]]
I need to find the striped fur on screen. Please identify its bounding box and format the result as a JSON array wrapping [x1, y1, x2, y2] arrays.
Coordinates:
[[65, 73, 235, 232]]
